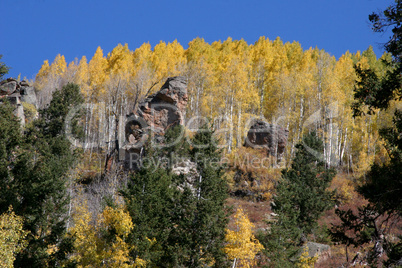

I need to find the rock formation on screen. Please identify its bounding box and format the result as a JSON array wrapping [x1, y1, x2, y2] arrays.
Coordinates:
[[0, 78, 38, 127], [137, 76, 187, 136], [306, 242, 331, 263], [172, 159, 199, 193], [20, 82, 38, 108], [120, 76, 188, 168], [244, 119, 289, 160], [0, 78, 37, 108]]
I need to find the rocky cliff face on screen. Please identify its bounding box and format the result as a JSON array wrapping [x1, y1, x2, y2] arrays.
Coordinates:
[[0, 78, 38, 127], [244, 119, 289, 160], [120, 76, 188, 168], [0, 78, 38, 107], [137, 76, 188, 136]]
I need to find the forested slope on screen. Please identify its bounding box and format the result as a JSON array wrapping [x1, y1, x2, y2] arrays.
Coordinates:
[[34, 37, 396, 175], [1, 28, 401, 267]]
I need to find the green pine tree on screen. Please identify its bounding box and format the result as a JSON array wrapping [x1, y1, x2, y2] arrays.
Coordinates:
[[259, 132, 335, 267], [170, 123, 229, 268], [0, 54, 10, 80], [0, 83, 83, 267], [331, 2, 402, 266], [123, 124, 230, 267], [123, 151, 176, 265]]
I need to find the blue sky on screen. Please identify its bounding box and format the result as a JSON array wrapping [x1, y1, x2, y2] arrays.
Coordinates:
[[0, 0, 394, 80]]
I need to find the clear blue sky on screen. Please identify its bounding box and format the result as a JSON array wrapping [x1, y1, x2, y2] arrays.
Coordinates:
[[0, 0, 394, 80]]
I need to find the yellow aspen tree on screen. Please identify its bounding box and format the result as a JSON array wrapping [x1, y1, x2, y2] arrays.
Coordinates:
[[69, 200, 98, 266], [284, 41, 304, 71], [201, 40, 222, 119], [0, 206, 28, 268], [35, 54, 68, 107], [50, 54, 67, 77], [361, 45, 381, 72], [213, 38, 256, 151], [150, 41, 168, 86], [98, 206, 145, 268], [185, 37, 215, 120], [63, 60, 78, 83], [107, 43, 134, 81], [88, 46, 108, 98], [151, 40, 186, 88], [333, 52, 356, 166], [250, 36, 274, 116], [263, 37, 288, 119], [215, 38, 238, 151], [131, 43, 155, 106], [133, 43, 152, 68], [34, 59, 50, 91], [224, 207, 264, 268], [75, 56, 90, 98], [232, 40, 259, 150], [69, 201, 145, 267]]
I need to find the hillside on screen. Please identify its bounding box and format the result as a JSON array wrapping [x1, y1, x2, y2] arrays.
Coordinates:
[[0, 34, 401, 267]]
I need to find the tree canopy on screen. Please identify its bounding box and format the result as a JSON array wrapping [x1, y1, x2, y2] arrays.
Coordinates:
[[0, 54, 10, 80], [0, 83, 83, 267], [331, 1, 402, 266]]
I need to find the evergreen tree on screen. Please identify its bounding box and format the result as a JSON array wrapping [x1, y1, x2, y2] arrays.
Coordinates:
[[259, 132, 335, 267], [123, 153, 176, 265], [0, 54, 10, 80], [351, 0, 402, 219], [169, 123, 229, 267], [331, 2, 402, 266], [0, 83, 83, 267], [123, 124, 230, 267]]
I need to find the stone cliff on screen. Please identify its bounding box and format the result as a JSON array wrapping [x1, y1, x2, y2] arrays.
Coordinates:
[[0, 78, 38, 127], [119, 76, 188, 168]]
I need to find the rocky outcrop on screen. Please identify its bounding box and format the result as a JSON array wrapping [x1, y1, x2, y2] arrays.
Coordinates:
[[305, 242, 331, 263], [0, 78, 37, 126], [137, 76, 187, 136], [244, 119, 288, 160], [120, 76, 188, 168], [0, 78, 37, 108], [20, 83, 38, 108], [0, 79, 18, 95], [5, 93, 25, 127], [172, 159, 199, 193]]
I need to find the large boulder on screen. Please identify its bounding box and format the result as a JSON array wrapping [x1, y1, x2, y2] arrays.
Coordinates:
[[305, 242, 331, 263], [0, 79, 35, 127], [120, 76, 188, 168], [172, 159, 199, 193], [244, 119, 288, 160], [290, 242, 331, 264], [20, 81, 38, 108], [0, 78, 19, 95], [4, 93, 25, 127], [137, 76, 187, 136]]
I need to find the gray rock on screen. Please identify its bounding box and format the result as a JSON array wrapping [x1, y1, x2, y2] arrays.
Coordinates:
[[6, 93, 25, 128], [121, 77, 188, 169], [291, 242, 331, 264], [0, 79, 18, 95], [20, 80, 29, 87], [305, 242, 331, 263], [20, 85, 38, 108], [137, 76, 188, 136], [172, 159, 199, 194], [244, 119, 289, 160]]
